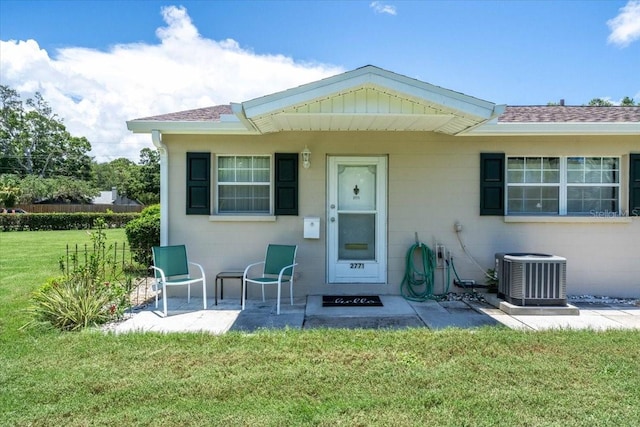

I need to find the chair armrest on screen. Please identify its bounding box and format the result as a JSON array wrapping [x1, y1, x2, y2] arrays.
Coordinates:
[[243, 261, 265, 279], [150, 266, 167, 283], [278, 263, 298, 280], [188, 261, 206, 278]]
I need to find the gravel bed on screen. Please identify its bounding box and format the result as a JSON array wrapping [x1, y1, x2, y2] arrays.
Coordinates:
[[568, 294, 639, 306]]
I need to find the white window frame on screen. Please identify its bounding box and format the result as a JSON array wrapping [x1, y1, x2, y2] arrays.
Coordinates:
[[215, 154, 273, 215], [506, 156, 621, 216]]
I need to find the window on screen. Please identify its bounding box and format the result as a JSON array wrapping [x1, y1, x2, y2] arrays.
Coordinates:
[[507, 157, 560, 214], [217, 155, 271, 214], [507, 156, 620, 215], [566, 157, 619, 214]]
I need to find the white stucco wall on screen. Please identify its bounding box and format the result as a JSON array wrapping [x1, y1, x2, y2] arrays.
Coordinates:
[[161, 131, 640, 299]]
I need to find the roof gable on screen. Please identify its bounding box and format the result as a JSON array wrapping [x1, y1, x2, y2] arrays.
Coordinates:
[[235, 65, 503, 135]]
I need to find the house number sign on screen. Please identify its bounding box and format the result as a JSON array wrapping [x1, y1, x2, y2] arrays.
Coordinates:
[[350, 263, 365, 269]]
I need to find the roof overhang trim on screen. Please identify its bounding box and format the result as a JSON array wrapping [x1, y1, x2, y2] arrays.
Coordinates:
[[126, 119, 256, 135], [465, 122, 640, 136]]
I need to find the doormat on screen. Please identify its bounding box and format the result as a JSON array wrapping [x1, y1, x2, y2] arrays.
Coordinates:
[[322, 295, 383, 307]]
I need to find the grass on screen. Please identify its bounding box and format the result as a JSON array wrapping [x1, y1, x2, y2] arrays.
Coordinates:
[[1, 230, 640, 426]]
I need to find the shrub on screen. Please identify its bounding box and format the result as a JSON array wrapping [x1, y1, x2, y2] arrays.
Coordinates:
[[125, 204, 160, 267], [24, 220, 132, 331], [0, 212, 138, 231]]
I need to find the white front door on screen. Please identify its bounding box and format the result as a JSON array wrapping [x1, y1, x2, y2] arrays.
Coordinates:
[[328, 156, 387, 283]]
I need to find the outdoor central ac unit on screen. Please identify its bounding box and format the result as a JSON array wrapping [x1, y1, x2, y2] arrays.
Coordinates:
[[495, 253, 567, 306]]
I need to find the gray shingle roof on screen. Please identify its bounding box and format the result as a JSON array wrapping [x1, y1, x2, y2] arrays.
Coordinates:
[[499, 106, 640, 123], [132, 104, 640, 124], [134, 105, 233, 122]]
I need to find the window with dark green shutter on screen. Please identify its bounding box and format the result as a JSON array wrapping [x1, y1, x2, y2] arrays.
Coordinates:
[[480, 153, 505, 215], [630, 154, 640, 217], [186, 152, 211, 215], [274, 153, 299, 216]]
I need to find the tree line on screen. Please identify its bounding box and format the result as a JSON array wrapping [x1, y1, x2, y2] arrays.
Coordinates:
[[0, 86, 159, 207], [548, 96, 638, 106]]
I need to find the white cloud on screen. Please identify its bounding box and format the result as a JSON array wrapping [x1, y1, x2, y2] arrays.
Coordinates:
[[0, 5, 343, 162], [370, 1, 397, 16], [607, 0, 640, 47]]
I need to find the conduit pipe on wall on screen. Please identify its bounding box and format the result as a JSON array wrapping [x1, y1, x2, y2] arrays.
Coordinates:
[[152, 130, 168, 246]]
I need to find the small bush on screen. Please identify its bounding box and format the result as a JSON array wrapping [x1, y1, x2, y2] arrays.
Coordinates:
[[125, 204, 160, 267], [24, 220, 132, 331]]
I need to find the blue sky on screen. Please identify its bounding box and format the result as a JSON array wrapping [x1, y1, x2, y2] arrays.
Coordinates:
[[1, 1, 639, 161]]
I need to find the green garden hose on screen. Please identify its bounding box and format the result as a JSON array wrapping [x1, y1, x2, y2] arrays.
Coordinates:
[[400, 242, 436, 301]]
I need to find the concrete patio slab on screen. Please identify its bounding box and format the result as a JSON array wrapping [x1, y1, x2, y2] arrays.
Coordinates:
[[106, 293, 640, 334], [228, 299, 305, 332], [410, 299, 502, 330], [303, 295, 424, 329], [509, 314, 628, 331]]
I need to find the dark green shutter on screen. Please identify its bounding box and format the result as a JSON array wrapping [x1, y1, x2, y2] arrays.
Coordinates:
[[630, 154, 640, 217], [480, 153, 505, 215], [186, 152, 210, 215], [274, 153, 298, 216]]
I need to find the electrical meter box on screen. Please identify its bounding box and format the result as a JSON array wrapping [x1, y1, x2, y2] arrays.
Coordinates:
[[304, 217, 320, 239]]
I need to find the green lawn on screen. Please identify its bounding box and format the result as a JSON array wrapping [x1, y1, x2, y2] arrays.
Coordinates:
[[1, 230, 640, 426]]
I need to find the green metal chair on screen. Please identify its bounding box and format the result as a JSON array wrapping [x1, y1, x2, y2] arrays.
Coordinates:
[[242, 244, 298, 315], [151, 245, 207, 317]]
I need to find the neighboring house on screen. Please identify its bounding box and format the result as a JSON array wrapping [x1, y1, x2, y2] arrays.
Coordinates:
[[92, 187, 141, 206], [127, 65, 640, 299]]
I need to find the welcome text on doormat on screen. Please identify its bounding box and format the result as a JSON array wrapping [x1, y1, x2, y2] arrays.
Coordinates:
[[322, 295, 383, 307]]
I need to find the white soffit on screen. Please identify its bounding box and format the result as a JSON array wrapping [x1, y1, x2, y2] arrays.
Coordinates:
[[238, 66, 502, 135]]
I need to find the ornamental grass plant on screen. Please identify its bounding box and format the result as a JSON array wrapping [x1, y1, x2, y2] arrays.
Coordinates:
[[22, 220, 133, 331]]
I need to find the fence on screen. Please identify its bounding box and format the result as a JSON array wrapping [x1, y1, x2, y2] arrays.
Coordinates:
[[64, 241, 155, 308]]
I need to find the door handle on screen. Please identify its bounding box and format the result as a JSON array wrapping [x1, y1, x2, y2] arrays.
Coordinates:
[[330, 217, 335, 222]]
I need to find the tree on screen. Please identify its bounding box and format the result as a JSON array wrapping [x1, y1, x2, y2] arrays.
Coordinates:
[[620, 96, 636, 106], [92, 157, 138, 196], [0, 85, 93, 179], [587, 97, 637, 106], [0, 86, 24, 175], [133, 148, 160, 205], [588, 98, 614, 107], [91, 148, 160, 205], [17, 175, 99, 204], [0, 174, 21, 208]]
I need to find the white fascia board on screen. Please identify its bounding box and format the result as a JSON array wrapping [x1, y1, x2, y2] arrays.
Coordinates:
[[364, 71, 498, 119], [231, 102, 259, 133], [464, 122, 640, 136], [242, 66, 498, 120], [126, 120, 256, 135]]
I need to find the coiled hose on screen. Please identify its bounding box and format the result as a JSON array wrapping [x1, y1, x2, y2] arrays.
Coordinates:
[[400, 242, 436, 301]]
